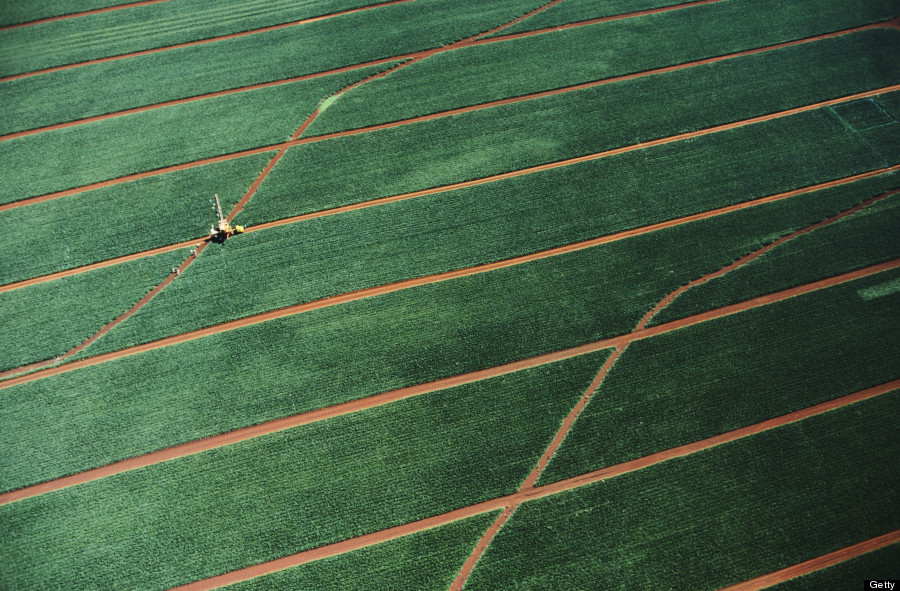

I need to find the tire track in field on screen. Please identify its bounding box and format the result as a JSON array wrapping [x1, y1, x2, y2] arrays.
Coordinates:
[[2, 13, 884, 143], [164, 379, 900, 591], [4, 67, 898, 213], [2, 259, 897, 505], [0, 0, 419, 83], [0, 3, 567, 380], [448, 189, 900, 589], [0, 0, 173, 31], [3, 164, 897, 296], [718, 529, 900, 590]]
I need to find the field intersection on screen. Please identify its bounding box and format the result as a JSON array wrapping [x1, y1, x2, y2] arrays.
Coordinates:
[[1, 0, 898, 589]]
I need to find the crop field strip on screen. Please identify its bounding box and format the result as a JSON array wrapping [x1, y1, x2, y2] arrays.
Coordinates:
[[2, 0, 898, 588], [3, 21, 899, 207], [0, 0, 419, 82], [0, 0, 172, 30]]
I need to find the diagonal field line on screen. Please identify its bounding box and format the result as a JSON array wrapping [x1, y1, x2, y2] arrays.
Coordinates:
[[0, 0, 730, 131], [3, 73, 898, 213], [718, 529, 900, 590], [0, 0, 419, 82], [447, 188, 900, 589], [2, 163, 897, 296], [1, 18, 892, 144], [0, 0, 172, 31], [163, 378, 900, 591], [1, 259, 897, 506]]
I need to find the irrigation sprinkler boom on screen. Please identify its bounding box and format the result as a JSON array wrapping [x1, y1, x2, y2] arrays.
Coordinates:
[[209, 194, 244, 242]]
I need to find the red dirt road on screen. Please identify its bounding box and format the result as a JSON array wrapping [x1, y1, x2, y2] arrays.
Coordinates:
[[166, 379, 900, 591], [3, 257, 898, 505], [0, 0, 418, 83], [719, 529, 900, 590], [4, 76, 897, 213], [0, 0, 172, 31]]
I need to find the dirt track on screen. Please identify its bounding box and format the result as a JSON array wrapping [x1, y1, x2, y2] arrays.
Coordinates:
[[0, 0, 172, 31], [0, 0, 418, 83], [719, 529, 900, 590], [2, 257, 897, 505], [4, 74, 897, 213], [165, 379, 900, 591]]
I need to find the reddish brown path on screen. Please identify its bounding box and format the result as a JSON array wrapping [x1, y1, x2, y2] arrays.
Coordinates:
[[2, 163, 896, 297], [719, 529, 900, 590], [164, 379, 900, 591], [0, 0, 172, 31], [0, 0, 418, 83], [4, 74, 897, 213], [2, 18, 891, 146], [3, 257, 898, 505], [448, 190, 899, 589]]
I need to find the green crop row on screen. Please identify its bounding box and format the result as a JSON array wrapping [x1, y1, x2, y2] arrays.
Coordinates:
[[465, 390, 900, 589], [0, 0, 122, 26], [0, 63, 392, 206], [498, 0, 702, 35], [0, 0, 396, 77], [248, 30, 900, 223], [538, 265, 900, 485], [1, 178, 887, 490], [0, 248, 188, 372], [307, 0, 900, 133], [0, 0, 550, 134], [0, 354, 605, 589], [224, 512, 500, 591], [651, 185, 900, 325]]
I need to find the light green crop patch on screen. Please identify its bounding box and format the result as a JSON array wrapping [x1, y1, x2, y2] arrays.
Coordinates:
[[858, 276, 900, 300], [831, 98, 898, 131], [319, 94, 340, 113]]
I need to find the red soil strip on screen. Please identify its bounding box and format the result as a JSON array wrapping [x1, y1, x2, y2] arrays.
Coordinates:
[[3, 258, 898, 505], [719, 529, 900, 590], [449, 191, 898, 587], [165, 379, 900, 591], [2, 15, 883, 145], [0, 0, 171, 31], [4, 69, 897, 213], [0, 0, 417, 83]]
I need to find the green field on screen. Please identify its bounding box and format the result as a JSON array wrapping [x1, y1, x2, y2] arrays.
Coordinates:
[[1, 0, 898, 588]]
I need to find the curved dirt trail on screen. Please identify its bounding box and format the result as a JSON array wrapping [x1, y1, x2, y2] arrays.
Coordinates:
[[448, 190, 900, 589], [4, 75, 897, 213], [0, 0, 418, 83], [2, 257, 898, 506], [165, 378, 900, 591], [0, 0, 172, 31], [718, 529, 900, 590]]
